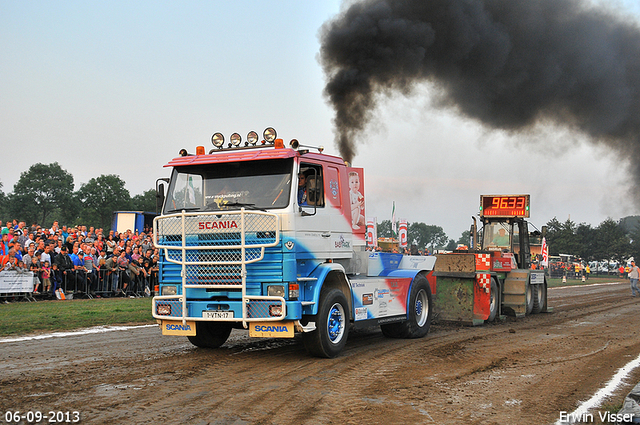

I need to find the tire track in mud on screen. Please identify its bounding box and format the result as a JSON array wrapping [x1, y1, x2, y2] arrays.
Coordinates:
[[3, 281, 640, 424]]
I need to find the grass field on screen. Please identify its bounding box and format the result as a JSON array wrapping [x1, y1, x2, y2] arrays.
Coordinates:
[[0, 297, 154, 337], [548, 275, 626, 288], [0, 275, 629, 338]]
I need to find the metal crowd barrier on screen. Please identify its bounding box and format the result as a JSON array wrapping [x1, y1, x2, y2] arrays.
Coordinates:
[[1, 268, 159, 302]]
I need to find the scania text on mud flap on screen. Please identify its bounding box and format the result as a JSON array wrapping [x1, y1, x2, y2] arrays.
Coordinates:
[[432, 194, 550, 324], [152, 128, 434, 358]]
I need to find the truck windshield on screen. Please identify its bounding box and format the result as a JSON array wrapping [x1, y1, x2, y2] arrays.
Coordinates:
[[163, 158, 293, 213], [483, 222, 511, 250]]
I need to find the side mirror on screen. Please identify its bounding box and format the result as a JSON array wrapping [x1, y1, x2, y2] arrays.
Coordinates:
[[156, 178, 169, 213]]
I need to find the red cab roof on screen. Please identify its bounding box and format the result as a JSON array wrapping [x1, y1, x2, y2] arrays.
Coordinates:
[[165, 147, 346, 168]]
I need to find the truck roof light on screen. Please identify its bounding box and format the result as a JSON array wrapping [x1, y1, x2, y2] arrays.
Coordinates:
[[263, 127, 277, 144], [247, 131, 258, 146], [230, 133, 242, 147], [274, 139, 284, 149], [195, 146, 205, 155], [211, 132, 225, 148], [179, 149, 188, 156]]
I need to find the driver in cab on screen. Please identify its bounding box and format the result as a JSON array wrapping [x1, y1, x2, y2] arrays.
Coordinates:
[[492, 228, 510, 246], [298, 172, 308, 206]]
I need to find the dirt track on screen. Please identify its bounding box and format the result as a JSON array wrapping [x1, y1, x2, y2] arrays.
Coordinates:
[[1, 280, 640, 424]]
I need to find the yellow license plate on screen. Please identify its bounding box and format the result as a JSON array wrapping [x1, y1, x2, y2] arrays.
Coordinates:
[[249, 321, 294, 338], [161, 320, 196, 336]]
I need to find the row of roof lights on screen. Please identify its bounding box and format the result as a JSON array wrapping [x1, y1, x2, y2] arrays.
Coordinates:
[[211, 127, 277, 149]]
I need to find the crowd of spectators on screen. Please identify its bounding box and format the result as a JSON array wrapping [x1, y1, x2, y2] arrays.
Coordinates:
[[0, 219, 159, 300]]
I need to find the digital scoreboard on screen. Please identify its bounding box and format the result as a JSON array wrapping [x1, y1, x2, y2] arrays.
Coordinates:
[[480, 195, 530, 218]]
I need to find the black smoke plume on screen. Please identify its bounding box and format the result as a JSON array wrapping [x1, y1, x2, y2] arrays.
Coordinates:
[[320, 0, 640, 184]]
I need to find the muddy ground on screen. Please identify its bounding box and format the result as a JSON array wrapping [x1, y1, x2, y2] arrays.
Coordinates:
[[1, 281, 640, 424]]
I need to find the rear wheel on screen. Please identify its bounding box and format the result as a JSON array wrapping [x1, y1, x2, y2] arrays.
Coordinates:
[[187, 321, 232, 348], [525, 281, 534, 315], [381, 275, 432, 339], [302, 288, 349, 358], [532, 280, 547, 313]]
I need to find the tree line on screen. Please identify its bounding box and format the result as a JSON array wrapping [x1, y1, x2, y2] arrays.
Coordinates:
[[545, 217, 640, 263], [1, 162, 638, 262], [0, 162, 156, 231], [377, 216, 640, 262]]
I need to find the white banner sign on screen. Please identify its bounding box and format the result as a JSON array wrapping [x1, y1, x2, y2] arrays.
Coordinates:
[[399, 220, 408, 248], [366, 218, 377, 247], [0, 271, 35, 293]]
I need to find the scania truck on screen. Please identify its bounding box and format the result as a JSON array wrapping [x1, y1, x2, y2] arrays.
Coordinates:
[[152, 128, 435, 358]]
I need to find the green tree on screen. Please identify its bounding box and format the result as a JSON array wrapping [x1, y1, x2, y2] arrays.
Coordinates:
[[445, 239, 457, 251], [629, 223, 640, 262], [7, 162, 75, 226], [408, 222, 448, 250], [545, 218, 582, 256], [377, 220, 393, 238], [575, 223, 596, 260], [592, 218, 630, 263], [0, 180, 6, 219], [131, 189, 158, 213], [457, 230, 471, 246], [77, 175, 131, 230]]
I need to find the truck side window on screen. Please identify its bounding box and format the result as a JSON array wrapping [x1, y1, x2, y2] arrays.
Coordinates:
[[300, 164, 323, 207], [168, 173, 203, 210]]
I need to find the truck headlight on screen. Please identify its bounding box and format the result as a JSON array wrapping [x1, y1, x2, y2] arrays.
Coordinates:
[[157, 304, 171, 315], [267, 285, 285, 297], [211, 132, 225, 148], [247, 131, 258, 145], [162, 285, 177, 296], [269, 304, 283, 317], [263, 127, 277, 144], [230, 133, 241, 147]]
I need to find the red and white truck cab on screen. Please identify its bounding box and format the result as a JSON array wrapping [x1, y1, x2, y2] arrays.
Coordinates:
[[152, 128, 433, 357]]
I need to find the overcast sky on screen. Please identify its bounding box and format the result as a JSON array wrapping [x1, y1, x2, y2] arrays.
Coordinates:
[[2, 0, 640, 240]]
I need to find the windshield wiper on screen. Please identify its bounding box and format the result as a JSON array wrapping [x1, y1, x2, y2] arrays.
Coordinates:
[[165, 207, 201, 214], [223, 202, 266, 211]]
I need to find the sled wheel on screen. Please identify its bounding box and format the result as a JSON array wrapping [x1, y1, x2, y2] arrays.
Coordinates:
[[487, 278, 499, 322]]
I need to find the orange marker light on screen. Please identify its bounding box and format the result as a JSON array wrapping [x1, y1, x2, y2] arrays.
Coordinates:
[[274, 139, 284, 149], [196, 146, 205, 155]]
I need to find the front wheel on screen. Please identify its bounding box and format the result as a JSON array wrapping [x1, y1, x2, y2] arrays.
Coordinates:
[[302, 288, 349, 358], [187, 321, 232, 348], [381, 274, 432, 339]]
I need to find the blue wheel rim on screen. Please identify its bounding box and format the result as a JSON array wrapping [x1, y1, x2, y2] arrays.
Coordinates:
[[415, 289, 428, 327], [327, 303, 344, 343]]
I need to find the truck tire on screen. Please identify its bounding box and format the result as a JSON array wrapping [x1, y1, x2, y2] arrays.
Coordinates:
[[187, 321, 232, 348], [525, 281, 534, 315], [381, 275, 432, 339], [487, 278, 499, 322], [532, 280, 547, 314], [302, 288, 349, 358]]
